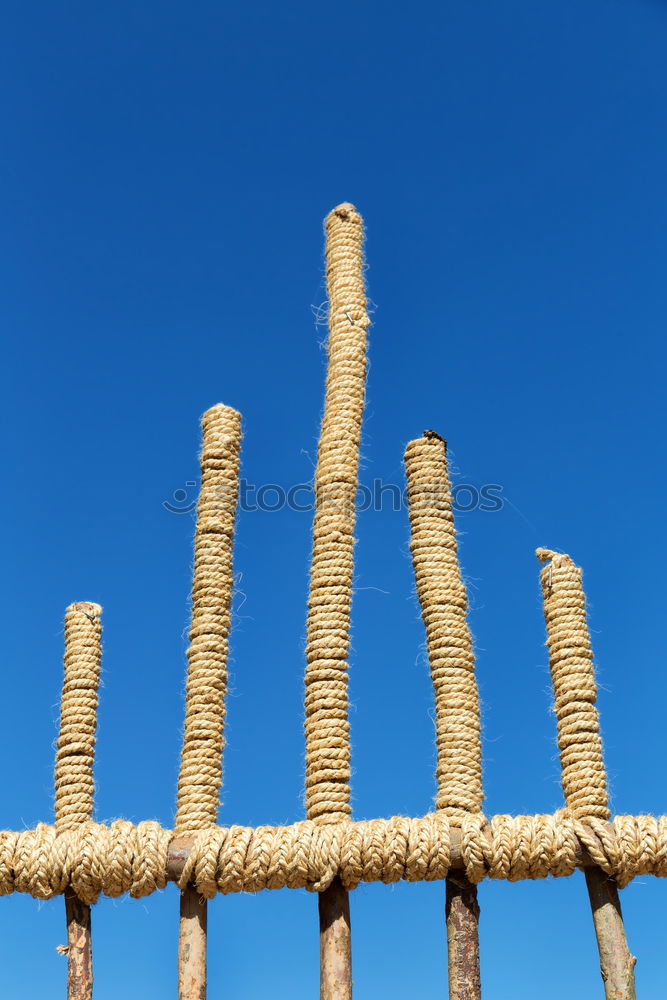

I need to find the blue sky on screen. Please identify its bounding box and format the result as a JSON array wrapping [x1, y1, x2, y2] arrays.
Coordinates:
[[2, 0, 666, 996]]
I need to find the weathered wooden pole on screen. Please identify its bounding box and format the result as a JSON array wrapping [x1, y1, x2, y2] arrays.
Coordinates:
[[55, 601, 103, 1000], [405, 431, 483, 1000], [585, 868, 637, 1000], [446, 874, 482, 1000], [174, 403, 242, 1000], [178, 884, 208, 1000], [304, 203, 370, 999], [319, 877, 352, 1000], [537, 549, 636, 1000]]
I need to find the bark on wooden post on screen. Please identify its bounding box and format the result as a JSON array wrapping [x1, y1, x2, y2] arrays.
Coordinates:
[[585, 868, 637, 1000], [64, 888, 93, 1000], [319, 878, 352, 1000], [446, 873, 481, 1000], [179, 885, 208, 1000]]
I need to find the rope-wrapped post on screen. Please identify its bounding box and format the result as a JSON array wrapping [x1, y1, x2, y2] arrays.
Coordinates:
[[175, 404, 241, 1000], [405, 432, 482, 1000], [55, 601, 103, 1000], [305, 203, 370, 1000], [537, 549, 636, 1000]]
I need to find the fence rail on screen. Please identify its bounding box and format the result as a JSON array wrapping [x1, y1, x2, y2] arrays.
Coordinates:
[[1, 203, 653, 1000]]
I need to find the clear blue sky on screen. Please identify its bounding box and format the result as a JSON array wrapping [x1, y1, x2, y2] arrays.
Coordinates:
[[2, 1, 666, 996]]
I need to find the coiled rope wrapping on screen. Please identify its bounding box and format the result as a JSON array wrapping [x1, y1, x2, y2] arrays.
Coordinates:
[[304, 203, 370, 824], [537, 548, 610, 825], [405, 433, 483, 820], [2, 813, 667, 900], [175, 404, 242, 837], [55, 603, 103, 834]]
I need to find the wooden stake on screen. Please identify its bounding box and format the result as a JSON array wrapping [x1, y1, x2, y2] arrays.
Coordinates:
[[64, 888, 93, 1000], [584, 868, 636, 1000], [445, 873, 481, 1000], [179, 885, 208, 1000], [319, 878, 352, 1000]]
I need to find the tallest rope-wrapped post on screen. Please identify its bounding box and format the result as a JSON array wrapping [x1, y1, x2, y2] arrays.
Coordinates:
[[305, 204, 370, 1000], [305, 203, 370, 826]]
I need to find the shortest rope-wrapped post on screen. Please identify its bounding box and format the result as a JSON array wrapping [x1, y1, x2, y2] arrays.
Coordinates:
[[405, 431, 482, 1000], [537, 549, 636, 1000], [175, 403, 242, 1000], [55, 601, 103, 1000]]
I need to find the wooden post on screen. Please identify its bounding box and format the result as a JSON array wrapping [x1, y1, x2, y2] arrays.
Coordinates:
[[584, 868, 637, 1000], [174, 404, 242, 1000], [537, 550, 636, 1000], [179, 884, 208, 1000], [304, 205, 370, 999], [405, 433, 483, 1000], [319, 878, 352, 1000], [446, 873, 481, 1000], [64, 888, 93, 1000]]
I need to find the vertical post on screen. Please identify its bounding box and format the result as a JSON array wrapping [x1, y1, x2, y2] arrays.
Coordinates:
[[319, 877, 352, 1000], [175, 404, 242, 1000], [537, 549, 636, 1000], [405, 431, 483, 1000], [55, 601, 103, 1000], [305, 203, 370, 998], [446, 875, 482, 1000]]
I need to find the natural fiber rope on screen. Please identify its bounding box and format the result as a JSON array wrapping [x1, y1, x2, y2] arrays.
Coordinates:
[[304, 203, 370, 823], [3, 813, 667, 901], [174, 404, 242, 836], [54, 603, 103, 834], [405, 432, 483, 819], [537, 549, 610, 823]]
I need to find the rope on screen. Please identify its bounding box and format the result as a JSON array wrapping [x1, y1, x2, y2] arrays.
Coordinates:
[[537, 549, 610, 823], [3, 813, 667, 901], [175, 404, 242, 836], [54, 603, 103, 834], [405, 432, 483, 819], [304, 203, 370, 824]]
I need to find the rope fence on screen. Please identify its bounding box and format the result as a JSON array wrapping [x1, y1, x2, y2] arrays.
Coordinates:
[[1, 203, 656, 1000]]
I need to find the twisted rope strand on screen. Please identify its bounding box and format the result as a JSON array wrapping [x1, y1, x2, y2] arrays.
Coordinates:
[[304, 203, 370, 824], [175, 404, 242, 836], [537, 549, 610, 822], [405, 433, 483, 818], [55, 603, 103, 834]]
